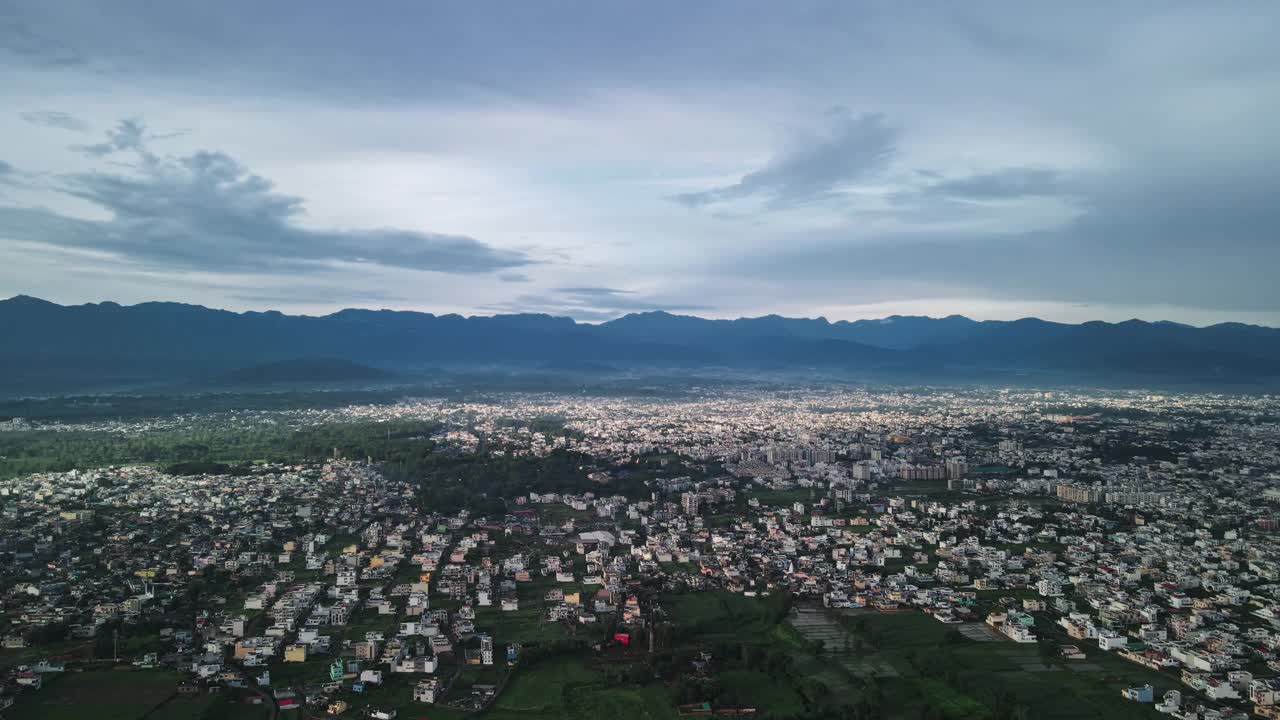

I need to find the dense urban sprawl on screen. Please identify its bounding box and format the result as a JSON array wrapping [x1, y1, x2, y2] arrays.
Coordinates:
[[2, 386, 1280, 719]]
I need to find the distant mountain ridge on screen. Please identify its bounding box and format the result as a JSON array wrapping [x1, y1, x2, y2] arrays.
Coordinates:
[[1, 295, 1277, 392]]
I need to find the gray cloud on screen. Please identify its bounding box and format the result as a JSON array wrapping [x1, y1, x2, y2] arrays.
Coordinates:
[[554, 287, 634, 300], [0, 15, 86, 67], [3, 3, 1279, 324], [483, 286, 709, 321], [728, 161, 1280, 314], [0, 159, 30, 191], [871, 166, 1081, 230], [673, 109, 898, 210], [68, 117, 149, 157], [20, 110, 88, 132], [553, 287, 709, 312], [229, 287, 406, 307], [915, 167, 1063, 201], [0, 120, 532, 276]]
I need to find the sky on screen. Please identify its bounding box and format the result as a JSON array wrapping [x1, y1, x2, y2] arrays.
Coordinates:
[[1, 1, 1278, 326]]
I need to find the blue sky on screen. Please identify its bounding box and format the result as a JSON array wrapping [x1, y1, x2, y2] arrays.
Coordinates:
[[1, 1, 1278, 325]]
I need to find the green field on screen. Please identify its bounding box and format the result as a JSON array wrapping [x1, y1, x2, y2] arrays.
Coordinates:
[[749, 488, 814, 507], [662, 590, 788, 639], [475, 604, 565, 645], [2, 670, 271, 720], [832, 611, 1169, 719], [718, 670, 806, 715], [486, 656, 677, 720], [0, 641, 93, 670]]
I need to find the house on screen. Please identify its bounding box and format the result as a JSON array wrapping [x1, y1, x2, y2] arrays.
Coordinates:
[[1098, 633, 1127, 651], [284, 644, 308, 662], [413, 678, 439, 703], [1203, 678, 1240, 700], [1250, 678, 1280, 706], [16, 670, 42, 689], [398, 621, 429, 637], [1123, 685, 1154, 703], [430, 635, 453, 655], [392, 656, 438, 674]]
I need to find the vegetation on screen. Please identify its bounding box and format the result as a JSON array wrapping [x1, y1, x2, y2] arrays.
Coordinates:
[[832, 612, 1167, 719], [2, 670, 264, 720], [0, 419, 442, 478]]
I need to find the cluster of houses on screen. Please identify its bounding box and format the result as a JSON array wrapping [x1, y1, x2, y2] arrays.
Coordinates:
[[3, 386, 1280, 718]]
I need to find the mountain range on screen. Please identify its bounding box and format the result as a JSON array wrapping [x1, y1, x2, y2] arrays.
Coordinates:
[[2, 295, 1278, 393]]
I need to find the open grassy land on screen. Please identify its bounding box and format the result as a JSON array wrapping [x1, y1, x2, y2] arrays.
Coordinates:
[[748, 488, 815, 507], [485, 656, 678, 720], [717, 670, 807, 715], [0, 641, 93, 670], [2, 670, 261, 720], [826, 610, 1169, 719], [663, 589, 789, 639], [535, 503, 598, 525], [659, 592, 852, 717], [149, 695, 272, 720]]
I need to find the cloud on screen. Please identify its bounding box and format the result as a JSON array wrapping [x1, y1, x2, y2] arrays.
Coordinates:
[[862, 166, 1084, 235], [552, 287, 709, 312], [0, 15, 86, 67], [0, 159, 31, 190], [228, 287, 406, 307], [672, 109, 899, 210], [3, 4, 1279, 324], [554, 287, 635, 300], [482, 286, 710, 320], [20, 110, 88, 132], [68, 117, 150, 157], [724, 157, 1280, 315], [0, 120, 533, 276], [914, 167, 1063, 201]]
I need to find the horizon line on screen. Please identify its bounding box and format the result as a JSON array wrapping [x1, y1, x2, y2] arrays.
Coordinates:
[[2, 294, 1275, 331]]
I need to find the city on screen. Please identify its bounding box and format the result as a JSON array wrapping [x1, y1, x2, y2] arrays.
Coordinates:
[[2, 386, 1279, 719]]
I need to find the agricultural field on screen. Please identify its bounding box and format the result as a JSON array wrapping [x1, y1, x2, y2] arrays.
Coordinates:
[[485, 656, 678, 720], [748, 488, 815, 508], [661, 589, 789, 639], [825, 610, 1171, 719], [717, 670, 807, 715], [2, 670, 260, 720]]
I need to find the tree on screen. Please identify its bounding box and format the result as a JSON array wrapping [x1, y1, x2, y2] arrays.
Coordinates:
[[94, 621, 119, 659]]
